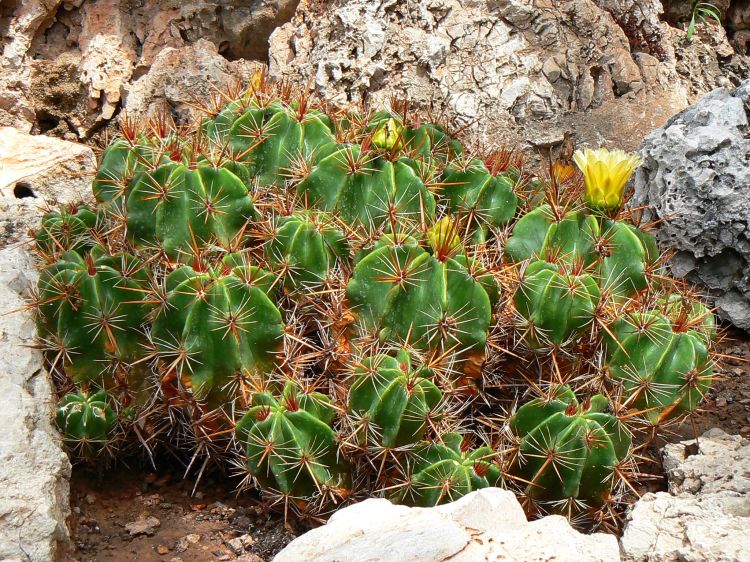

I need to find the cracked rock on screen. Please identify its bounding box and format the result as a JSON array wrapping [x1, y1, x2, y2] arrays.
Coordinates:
[[621, 429, 750, 562]]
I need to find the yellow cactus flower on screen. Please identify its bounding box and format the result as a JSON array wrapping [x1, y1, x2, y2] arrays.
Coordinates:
[[572, 148, 641, 214], [372, 117, 403, 150]]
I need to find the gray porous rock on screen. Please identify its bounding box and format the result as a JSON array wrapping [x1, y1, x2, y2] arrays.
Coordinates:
[[273, 488, 620, 562], [631, 80, 750, 329], [621, 429, 750, 562], [0, 246, 71, 562]]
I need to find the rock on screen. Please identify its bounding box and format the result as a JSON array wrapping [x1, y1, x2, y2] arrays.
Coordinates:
[[631, 80, 750, 330], [125, 516, 161, 537], [1, 0, 299, 138], [621, 429, 750, 562], [226, 533, 255, 555], [268, 0, 748, 156], [0, 127, 97, 246], [0, 246, 71, 561], [274, 488, 620, 562], [661, 428, 750, 496], [122, 39, 257, 123]]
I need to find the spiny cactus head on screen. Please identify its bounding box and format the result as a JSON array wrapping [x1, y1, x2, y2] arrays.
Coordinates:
[[56, 389, 117, 455], [509, 385, 631, 507], [604, 308, 713, 426], [346, 348, 443, 451], [391, 432, 501, 507], [36, 246, 152, 388], [513, 259, 600, 348], [236, 379, 351, 510], [264, 212, 349, 293], [34, 203, 98, 261]]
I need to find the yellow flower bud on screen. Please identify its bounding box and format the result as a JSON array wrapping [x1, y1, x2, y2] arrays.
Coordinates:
[[372, 118, 403, 150], [427, 217, 461, 261], [572, 148, 641, 215]]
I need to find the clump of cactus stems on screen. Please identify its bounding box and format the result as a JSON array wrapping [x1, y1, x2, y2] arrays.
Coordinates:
[[31, 68, 722, 530]]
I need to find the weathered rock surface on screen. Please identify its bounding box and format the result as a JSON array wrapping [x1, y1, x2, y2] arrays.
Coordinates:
[[621, 429, 750, 562], [0, 126, 97, 246], [274, 488, 620, 562], [631, 80, 750, 330], [1, 0, 298, 138], [268, 0, 748, 155], [0, 246, 71, 562], [122, 39, 257, 123]]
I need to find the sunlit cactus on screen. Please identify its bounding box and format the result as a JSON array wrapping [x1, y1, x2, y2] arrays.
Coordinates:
[[151, 254, 284, 407], [346, 348, 443, 451], [508, 386, 631, 508], [439, 158, 518, 244], [513, 259, 600, 348], [27, 74, 721, 527], [390, 432, 501, 507], [235, 379, 351, 509], [263, 212, 349, 293], [346, 229, 495, 373], [504, 204, 659, 298], [126, 162, 259, 260], [36, 245, 151, 388], [603, 305, 714, 426], [34, 203, 98, 261]]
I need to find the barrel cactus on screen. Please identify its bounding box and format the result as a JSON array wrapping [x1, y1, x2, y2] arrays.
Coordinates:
[[26, 75, 719, 527], [126, 162, 259, 260], [505, 205, 659, 298], [603, 305, 714, 426], [34, 203, 98, 260], [346, 228, 494, 373], [264, 212, 348, 292], [391, 432, 501, 507], [346, 348, 443, 450], [36, 246, 151, 388], [151, 255, 284, 407], [513, 260, 600, 347], [56, 389, 117, 454], [508, 385, 631, 507], [235, 380, 351, 507]]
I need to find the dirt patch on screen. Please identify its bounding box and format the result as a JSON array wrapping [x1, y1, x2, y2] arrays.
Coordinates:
[[67, 465, 297, 562]]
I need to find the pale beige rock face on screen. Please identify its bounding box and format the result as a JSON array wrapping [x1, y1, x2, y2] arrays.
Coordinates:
[[274, 488, 621, 562], [0, 0, 299, 138], [621, 429, 750, 562], [0, 127, 96, 245], [122, 39, 258, 123], [267, 0, 747, 155], [0, 246, 71, 562]]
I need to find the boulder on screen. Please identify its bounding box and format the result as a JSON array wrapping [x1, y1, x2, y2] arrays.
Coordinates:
[[0, 127, 97, 246], [621, 429, 750, 562], [273, 488, 620, 562], [631, 80, 750, 330], [0, 247, 71, 561]]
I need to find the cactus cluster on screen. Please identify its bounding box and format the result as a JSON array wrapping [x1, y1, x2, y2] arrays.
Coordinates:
[[31, 71, 719, 530]]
